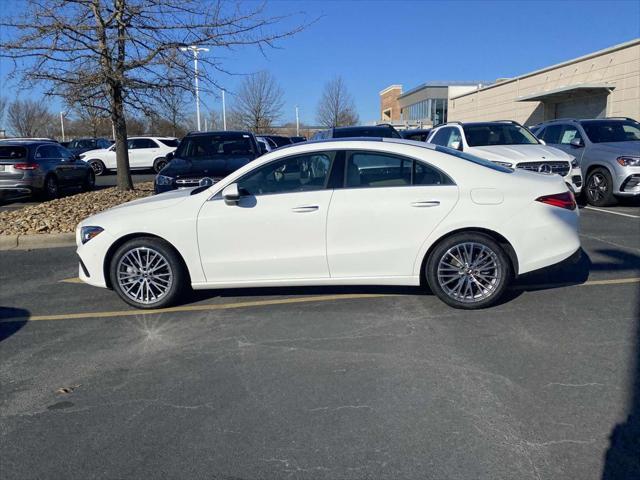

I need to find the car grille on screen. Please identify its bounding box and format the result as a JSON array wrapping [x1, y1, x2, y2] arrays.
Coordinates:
[[175, 177, 221, 186], [517, 161, 570, 177]]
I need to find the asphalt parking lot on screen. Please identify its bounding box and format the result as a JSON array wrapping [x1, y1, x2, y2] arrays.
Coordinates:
[[0, 172, 156, 211], [1, 204, 639, 479]]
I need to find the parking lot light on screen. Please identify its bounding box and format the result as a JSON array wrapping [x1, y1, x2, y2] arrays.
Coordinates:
[[180, 45, 210, 132]]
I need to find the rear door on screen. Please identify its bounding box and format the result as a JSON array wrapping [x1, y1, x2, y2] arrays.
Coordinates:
[[128, 138, 159, 168], [37, 144, 72, 184], [326, 150, 459, 278]]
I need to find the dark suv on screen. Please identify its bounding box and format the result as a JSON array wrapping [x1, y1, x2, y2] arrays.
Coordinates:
[[312, 124, 402, 140], [155, 131, 262, 194], [0, 140, 95, 200]]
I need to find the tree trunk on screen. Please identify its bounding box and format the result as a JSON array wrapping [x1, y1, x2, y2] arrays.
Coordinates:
[[111, 83, 133, 191]]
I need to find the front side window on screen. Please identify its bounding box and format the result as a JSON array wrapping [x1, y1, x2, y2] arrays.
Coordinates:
[[463, 123, 539, 146], [581, 120, 640, 143], [429, 127, 454, 147], [35, 145, 60, 159], [237, 152, 334, 196], [559, 126, 583, 144], [540, 124, 566, 144], [57, 146, 74, 160]]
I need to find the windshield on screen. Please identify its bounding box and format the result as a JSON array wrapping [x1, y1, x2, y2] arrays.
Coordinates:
[[434, 145, 513, 173], [175, 134, 255, 159], [581, 120, 640, 143], [463, 123, 539, 146]]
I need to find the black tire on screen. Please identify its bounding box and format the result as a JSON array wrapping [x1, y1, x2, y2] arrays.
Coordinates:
[[88, 159, 106, 176], [82, 169, 96, 191], [585, 167, 616, 207], [40, 175, 59, 200], [110, 237, 189, 309], [426, 233, 512, 310], [153, 157, 168, 173]]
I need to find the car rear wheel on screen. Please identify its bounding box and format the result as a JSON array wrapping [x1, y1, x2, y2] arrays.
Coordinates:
[[110, 237, 188, 309], [88, 159, 106, 176], [586, 167, 616, 207], [426, 233, 511, 309], [82, 170, 95, 191], [42, 175, 59, 200], [153, 157, 167, 173]]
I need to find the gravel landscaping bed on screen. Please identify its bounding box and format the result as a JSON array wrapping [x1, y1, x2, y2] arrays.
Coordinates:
[[0, 183, 154, 235]]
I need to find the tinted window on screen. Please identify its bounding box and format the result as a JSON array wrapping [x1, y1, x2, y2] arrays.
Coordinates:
[[581, 120, 640, 143], [414, 161, 454, 185], [36, 145, 60, 158], [539, 125, 564, 144], [177, 134, 256, 159], [129, 138, 157, 149], [158, 139, 179, 147], [57, 146, 74, 160], [345, 152, 410, 188], [98, 140, 112, 149], [71, 139, 96, 149], [333, 127, 401, 139], [463, 123, 539, 146], [266, 136, 292, 147], [0, 146, 27, 159], [238, 152, 333, 196]]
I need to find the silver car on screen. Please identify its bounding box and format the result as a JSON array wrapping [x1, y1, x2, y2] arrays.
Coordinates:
[[533, 118, 640, 206]]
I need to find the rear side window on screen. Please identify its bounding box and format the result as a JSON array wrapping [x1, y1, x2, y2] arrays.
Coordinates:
[[35, 145, 60, 159], [159, 139, 179, 147], [0, 146, 27, 159], [129, 138, 158, 149], [345, 151, 454, 188]]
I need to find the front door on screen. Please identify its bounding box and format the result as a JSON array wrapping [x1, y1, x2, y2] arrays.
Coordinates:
[[197, 151, 337, 283], [327, 150, 459, 278]]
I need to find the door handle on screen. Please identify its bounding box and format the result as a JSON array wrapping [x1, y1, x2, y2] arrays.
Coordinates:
[[292, 205, 319, 213], [411, 201, 440, 207]]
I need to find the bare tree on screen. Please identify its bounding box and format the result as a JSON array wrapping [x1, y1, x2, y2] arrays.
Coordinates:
[[156, 85, 188, 137], [316, 76, 359, 127], [1, 1, 308, 190], [7, 98, 56, 137], [231, 71, 284, 134], [70, 103, 112, 139]]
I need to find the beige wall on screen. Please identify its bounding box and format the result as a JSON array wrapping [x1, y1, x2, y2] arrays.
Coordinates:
[[448, 40, 640, 124]]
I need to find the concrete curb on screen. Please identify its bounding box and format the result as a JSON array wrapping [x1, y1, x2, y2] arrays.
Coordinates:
[[0, 233, 76, 251]]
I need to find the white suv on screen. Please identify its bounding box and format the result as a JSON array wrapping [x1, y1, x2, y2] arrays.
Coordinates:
[[79, 136, 179, 175], [427, 121, 583, 194]]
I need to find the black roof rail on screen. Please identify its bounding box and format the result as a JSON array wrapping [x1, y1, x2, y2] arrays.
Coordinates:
[[432, 121, 462, 128], [605, 116, 638, 122], [494, 120, 522, 125]]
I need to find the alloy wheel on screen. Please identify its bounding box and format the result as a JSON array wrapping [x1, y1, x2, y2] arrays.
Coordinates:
[[437, 242, 502, 304], [90, 161, 104, 176], [116, 247, 173, 305], [587, 173, 607, 203]]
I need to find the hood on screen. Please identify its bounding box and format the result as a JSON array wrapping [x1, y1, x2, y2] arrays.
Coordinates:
[[79, 187, 194, 227], [590, 141, 640, 156], [160, 156, 256, 178], [469, 144, 571, 163], [79, 148, 109, 157]]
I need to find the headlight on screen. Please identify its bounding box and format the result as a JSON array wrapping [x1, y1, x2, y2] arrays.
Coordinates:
[[616, 156, 640, 167], [156, 175, 174, 185], [80, 226, 103, 244], [492, 161, 513, 168], [570, 157, 579, 168]]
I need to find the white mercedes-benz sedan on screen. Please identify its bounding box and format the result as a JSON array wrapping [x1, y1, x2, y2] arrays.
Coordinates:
[[76, 138, 580, 310]]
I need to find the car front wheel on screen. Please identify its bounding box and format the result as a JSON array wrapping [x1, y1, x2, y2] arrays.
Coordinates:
[[585, 167, 616, 207], [110, 237, 188, 309], [153, 157, 167, 173], [88, 159, 106, 176], [426, 233, 511, 309]]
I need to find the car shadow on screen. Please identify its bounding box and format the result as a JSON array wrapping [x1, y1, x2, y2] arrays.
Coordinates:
[[0, 307, 30, 343]]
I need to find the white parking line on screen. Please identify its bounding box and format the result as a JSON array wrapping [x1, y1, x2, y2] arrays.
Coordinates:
[[584, 206, 640, 219]]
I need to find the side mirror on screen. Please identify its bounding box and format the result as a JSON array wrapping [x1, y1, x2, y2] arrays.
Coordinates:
[[222, 183, 240, 205], [570, 137, 583, 148], [538, 139, 546, 145], [166, 151, 174, 160]]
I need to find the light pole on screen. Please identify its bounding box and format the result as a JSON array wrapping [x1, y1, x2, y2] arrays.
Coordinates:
[[222, 89, 227, 131], [180, 45, 209, 131], [295, 105, 300, 136], [59, 111, 66, 142]]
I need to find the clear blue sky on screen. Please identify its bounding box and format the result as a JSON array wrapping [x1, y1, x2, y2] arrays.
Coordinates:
[[1, 0, 639, 126]]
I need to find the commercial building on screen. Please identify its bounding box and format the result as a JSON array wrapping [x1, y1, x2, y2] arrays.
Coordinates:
[[448, 39, 640, 125], [379, 82, 483, 127]]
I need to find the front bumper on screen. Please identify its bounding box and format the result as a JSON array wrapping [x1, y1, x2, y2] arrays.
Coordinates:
[[616, 173, 640, 197], [76, 228, 116, 288]]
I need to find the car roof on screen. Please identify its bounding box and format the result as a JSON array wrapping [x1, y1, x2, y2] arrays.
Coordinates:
[[276, 136, 437, 152], [0, 140, 57, 146], [184, 130, 254, 137]]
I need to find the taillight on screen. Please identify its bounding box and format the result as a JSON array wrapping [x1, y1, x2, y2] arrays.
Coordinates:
[[536, 191, 576, 210], [14, 163, 39, 170]]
